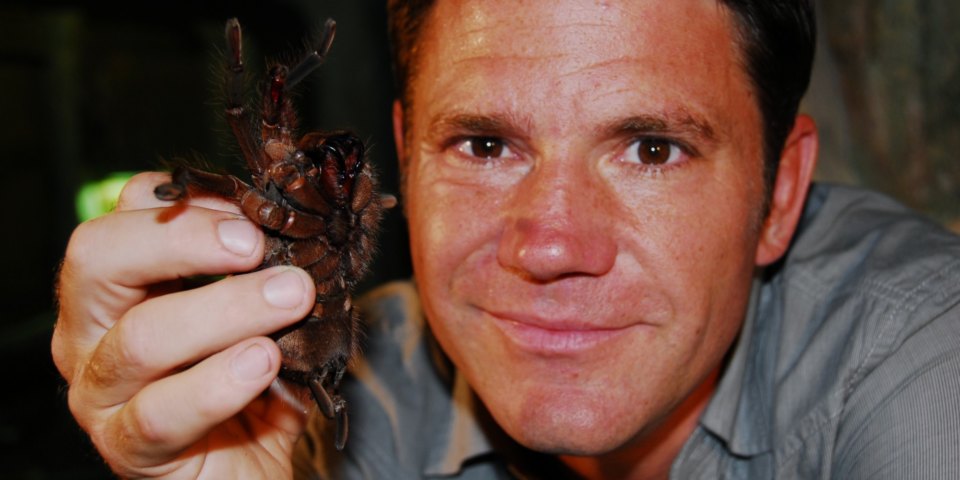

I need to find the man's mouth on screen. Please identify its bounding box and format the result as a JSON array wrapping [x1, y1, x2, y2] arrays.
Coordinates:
[[484, 309, 639, 356]]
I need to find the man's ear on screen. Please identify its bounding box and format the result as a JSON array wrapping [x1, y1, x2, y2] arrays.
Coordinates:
[[392, 100, 407, 172], [755, 114, 819, 266]]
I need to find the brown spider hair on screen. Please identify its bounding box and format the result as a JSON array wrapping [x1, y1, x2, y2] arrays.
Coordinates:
[[385, 0, 816, 194]]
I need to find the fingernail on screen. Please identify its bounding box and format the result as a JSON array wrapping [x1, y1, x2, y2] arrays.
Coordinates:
[[263, 269, 307, 309], [232, 343, 272, 380], [218, 219, 258, 257]]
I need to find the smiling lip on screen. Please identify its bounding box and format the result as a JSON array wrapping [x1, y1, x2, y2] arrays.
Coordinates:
[[485, 310, 635, 355]]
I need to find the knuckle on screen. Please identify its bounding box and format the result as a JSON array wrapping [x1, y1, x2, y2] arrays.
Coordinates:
[[123, 397, 168, 446], [63, 219, 98, 274], [82, 346, 124, 392], [78, 319, 152, 395], [50, 325, 76, 382], [65, 375, 91, 426], [111, 317, 156, 377], [63, 214, 123, 279], [95, 407, 154, 477], [66, 363, 115, 434]]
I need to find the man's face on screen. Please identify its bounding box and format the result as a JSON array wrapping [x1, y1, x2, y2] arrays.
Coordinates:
[[398, 0, 769, 455]]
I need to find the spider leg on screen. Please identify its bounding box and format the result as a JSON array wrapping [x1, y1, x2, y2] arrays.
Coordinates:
[[264, 19, 336, 127], [289, 238, 337, 274], [269, 152, 334, 217], [261, 63, 295, 152], [223, 18, 270, 182], [307, 371, 337, 420], [259, 19, 338, 173], [152, 164, 330, 238], [237, 188, 329, 238], [286, 19, 336, 89], [154, 165, 251, 203], [224, 19, 245, 120], [307, 369, 349, 451], [334, 400, 348, 451], [276, 129, 365, 220]]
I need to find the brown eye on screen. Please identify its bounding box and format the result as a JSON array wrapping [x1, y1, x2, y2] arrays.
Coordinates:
[[466, 137, 505, 158], [636, 138, 672, 165], [456, 136, 515, 162], [624, 137, 682, 166]]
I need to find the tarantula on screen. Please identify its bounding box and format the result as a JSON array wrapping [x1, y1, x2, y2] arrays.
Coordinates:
[[154, 18, 393, 451]]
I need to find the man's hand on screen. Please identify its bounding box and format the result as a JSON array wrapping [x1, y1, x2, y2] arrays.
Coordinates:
[[51, 172, 316, 478]]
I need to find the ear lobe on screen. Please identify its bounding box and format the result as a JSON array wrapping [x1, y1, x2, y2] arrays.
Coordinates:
[[392, 100, 407, 171], [755, 114, 819, 266]]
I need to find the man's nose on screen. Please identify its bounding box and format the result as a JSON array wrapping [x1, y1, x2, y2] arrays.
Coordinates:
[[496, 161, 617, 282]]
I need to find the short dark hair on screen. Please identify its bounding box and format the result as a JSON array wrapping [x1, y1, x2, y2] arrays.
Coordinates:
[[386, 0, 816, 190], [722, 1, 816, 189]]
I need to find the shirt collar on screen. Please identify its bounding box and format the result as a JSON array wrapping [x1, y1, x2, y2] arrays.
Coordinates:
[[421, 368, 573, 479], [698, 184, 830, 457], [698, 274, 779, 457], [423, 370, 498, 476], [419, 330, 564, 478]]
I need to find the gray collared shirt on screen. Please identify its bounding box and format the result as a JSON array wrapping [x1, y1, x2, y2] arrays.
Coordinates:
[[294, 184, 960, 479]]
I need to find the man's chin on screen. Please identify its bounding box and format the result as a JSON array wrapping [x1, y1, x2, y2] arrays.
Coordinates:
[[484, 388, 640, 456], [507, 422, 633, 457]]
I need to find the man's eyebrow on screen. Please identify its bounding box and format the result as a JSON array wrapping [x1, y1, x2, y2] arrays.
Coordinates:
[[599, 112, 718, 142], [427, 113, 531, 137], [424, 111, 717, 145]]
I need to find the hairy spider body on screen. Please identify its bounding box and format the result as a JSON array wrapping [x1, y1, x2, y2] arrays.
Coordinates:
[[154, 18, 392, 451]]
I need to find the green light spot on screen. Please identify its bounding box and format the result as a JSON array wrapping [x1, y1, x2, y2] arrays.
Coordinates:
[[75, 172, 136, 222]]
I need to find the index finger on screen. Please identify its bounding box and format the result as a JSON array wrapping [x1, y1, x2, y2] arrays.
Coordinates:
[[54, 205, 265, 379]]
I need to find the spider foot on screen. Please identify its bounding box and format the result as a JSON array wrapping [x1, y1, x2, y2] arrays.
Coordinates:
[[380, 193, 398, 209], [334, 400, 349, 451], [154, 181, 186, 201], [307, 372, 337, 419], [306, 371, 350, 450]]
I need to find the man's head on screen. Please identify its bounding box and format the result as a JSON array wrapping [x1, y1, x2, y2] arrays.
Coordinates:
[[388, 0, 816, 193], [385, 0, 819, 471]]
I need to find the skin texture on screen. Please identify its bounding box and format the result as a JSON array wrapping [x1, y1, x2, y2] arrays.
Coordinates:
[[393, 0, 817, 477], [51, 0, 817, 478]]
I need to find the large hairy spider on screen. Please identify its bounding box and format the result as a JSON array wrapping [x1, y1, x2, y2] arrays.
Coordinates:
[[154, 18, 393, 451]]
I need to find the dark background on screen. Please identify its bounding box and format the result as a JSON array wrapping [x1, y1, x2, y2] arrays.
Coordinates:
[[0, 0, 957, 478], [0, 1, 407, 478]]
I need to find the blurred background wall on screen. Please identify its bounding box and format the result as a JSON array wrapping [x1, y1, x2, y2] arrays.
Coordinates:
[[805, 0, 960, 227], [0, 0, 956, 477]]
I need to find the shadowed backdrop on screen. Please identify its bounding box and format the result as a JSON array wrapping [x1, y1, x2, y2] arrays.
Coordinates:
[[0, 1, 955, 477]]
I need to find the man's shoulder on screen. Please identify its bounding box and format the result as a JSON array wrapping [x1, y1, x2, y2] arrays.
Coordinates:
[[356, 280, 424, 339], [772, 183, 960, 377], [782, 183, 960, 340], [764, 183, 960, 475]]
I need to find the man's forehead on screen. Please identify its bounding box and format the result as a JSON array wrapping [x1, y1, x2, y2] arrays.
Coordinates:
[[426, 0, 739, 71], [414, 0, 749, 124]]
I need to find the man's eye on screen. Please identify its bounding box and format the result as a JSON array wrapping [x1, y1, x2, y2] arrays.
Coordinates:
[[623, 138, 683, 165], [456, 137, 512, 159]]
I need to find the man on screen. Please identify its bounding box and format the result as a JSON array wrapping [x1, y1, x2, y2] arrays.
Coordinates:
[[52, 0, 960, 478]]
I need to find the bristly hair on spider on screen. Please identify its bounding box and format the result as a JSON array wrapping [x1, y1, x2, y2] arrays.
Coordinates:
[[154, 17, 396, 451]]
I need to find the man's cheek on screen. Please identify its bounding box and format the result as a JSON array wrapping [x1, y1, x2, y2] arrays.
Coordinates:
[[423, 188, 502, 255]]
